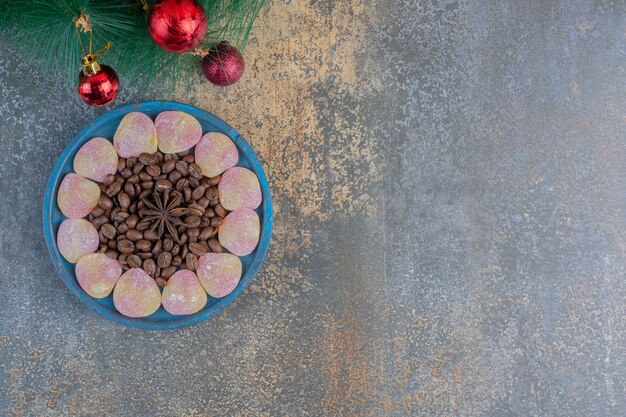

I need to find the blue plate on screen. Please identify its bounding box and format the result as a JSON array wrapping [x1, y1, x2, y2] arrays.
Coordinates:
[[42, 101, 273, 330]]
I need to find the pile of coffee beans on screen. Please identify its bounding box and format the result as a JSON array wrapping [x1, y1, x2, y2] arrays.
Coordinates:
[[87, 150, 230, 286]]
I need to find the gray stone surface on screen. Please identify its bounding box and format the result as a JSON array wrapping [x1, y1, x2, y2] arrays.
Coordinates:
[[0, 1, 624, 416]]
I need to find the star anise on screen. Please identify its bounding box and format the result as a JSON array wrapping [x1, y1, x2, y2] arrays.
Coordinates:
[[139, 190, 187, 242]]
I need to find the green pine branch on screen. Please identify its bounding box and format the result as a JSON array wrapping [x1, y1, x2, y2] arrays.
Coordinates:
[[1, 0, 265, 92]]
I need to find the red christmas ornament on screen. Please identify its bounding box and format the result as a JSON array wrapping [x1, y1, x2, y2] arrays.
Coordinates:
[[201, 41, 245, 86], [77, 54, 119, 106], [148, 0, 208, 53]]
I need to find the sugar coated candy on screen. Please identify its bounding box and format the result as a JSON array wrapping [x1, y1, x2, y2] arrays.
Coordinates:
[[161, 270, 207, 315], [155, 111, 202, 154], [73, 137, 118, 182], [114, 112, 158, 157], [113, 268, 161, 318], [194, 132, 238, 178], [57, 218, 99, 263], [218, 167, 262, 211], [57, 173, 101, 219], [218, 208, 260, 256], [197, 253, 242, 298], [76, 253, 122, 298]]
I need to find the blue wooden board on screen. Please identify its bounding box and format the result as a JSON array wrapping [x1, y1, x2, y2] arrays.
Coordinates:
[[42, 101, 273, 330]]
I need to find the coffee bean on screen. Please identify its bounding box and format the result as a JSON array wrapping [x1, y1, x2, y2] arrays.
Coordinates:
[[189, 242, 209, 257], [207, 176, 221, 186], [116, 234, 127, 241], [162, 159, 177, 174], [126, 229, 143, 241], [188, 163, 202, 178], [188, 177, 200, 189], [126, 156, 137, 168], [155, 173, 168, 181], [180, 244, 189, 259], [199, 217, 211, 228], [175, 161, 188, 176], [175, 177, 188, 191], [156, 151, 164, 163], [98, 183, 109, 193], [208, 238, 223, 253], [136, 239, 152, 252], [120, 168, 132, 179], [118, 239, 134, 254], [117, 192, 130, 210], [97, 196, 113, 212], [192, 186, 206, 200], [162, 238, 174, 252], [209, 199, 220, 207], [138, 152, 158, 166], [215, 204, 228, 218], [155, 277, 167, 287], [117, 223, 129, 234], [101, 223, 116, 239], [204, 207, 215, 218], [185, 216, 201, 228], [187, 227, 200, 239], [92, 215, 109, 229], [118, 253, 129, 264], [146, 164, 161, 177], [185, 253, 198, 270], [183, 187, 192, 202], [127, 254, 142, 268], [89, 206, 104, 219], [139, 171, 152, 182], [107, 239, 117, 249], [103, 174, 116, 186], [154, 266, 161, 277], [143, 259, 156, 277], [155, 179, 172, 192], [136, 220, 152, 231], [171, 255, 182, 267], [137, 252, 153, 260], [125, 214, 139, 229], [157, 252, 172, 268], [124, 182, 135, 197], [195, 197, 209, 208], [178, 233, 188, 245], [141, 180, 155, 189], [162, 266, 177, 279], [105, 249, 119, 259], [182, 154, 195, 164], [144, 229, 159, 241], [132, 161, 145, 175], [205, 187, 219, 200], [199, 226, 215, 240], [210, 217, 222, 228], [167, 171, 183, 184], [129, 201, 138, 214], [113, 211, 129, 223], [106, 181, 121, 197], [99, 240, 108, 250], [186, 203, 204, 217], [126, 174, 139, 185], [152, 239, 162, 254], [164, 153, 176, 161], [117, 159, 126, 172], [139, 189, 151, 199]]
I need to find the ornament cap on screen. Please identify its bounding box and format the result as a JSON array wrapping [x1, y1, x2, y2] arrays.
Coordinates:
[[81, 54, 101, 76]]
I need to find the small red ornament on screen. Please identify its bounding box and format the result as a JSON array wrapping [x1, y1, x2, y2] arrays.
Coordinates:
[[201, 41, 245, 86], [148, 0, 208, 53], [77, 54, 119, 106]]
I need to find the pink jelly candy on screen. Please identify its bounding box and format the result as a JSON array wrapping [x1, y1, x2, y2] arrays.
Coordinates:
[[73, 137, 118, 182], [161, 270, 207, 315], [218, 208, 260, 256], [57, 173, 101, 219], [194, 132, 238, 178], [218, 167, 262, 211], [155, 111, 202, 154], [113, 112, 158, 158], [113, 268, 161, 318], [57, 218, 99, 263], [75, 253, 122, 298], [197, 253, 242, 298]]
